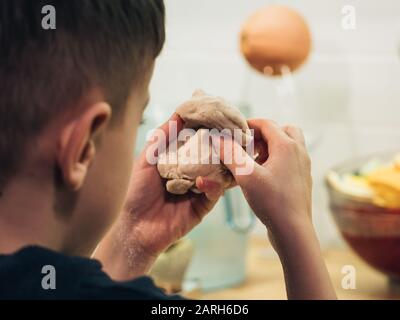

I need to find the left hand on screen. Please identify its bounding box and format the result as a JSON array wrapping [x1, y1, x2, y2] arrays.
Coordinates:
[[95, 114, 224, 280]]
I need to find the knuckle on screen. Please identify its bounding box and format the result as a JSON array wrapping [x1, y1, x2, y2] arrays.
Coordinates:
[[257, 119, 270, 128], [266, 119, 279, 128], [284, 139, 298, 153], [260, 118, 276, 128], [297, 126, 304, 135], [285, 124, 297, 131]]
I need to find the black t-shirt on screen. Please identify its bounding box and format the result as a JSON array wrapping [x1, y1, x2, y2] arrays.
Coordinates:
[[0, 246, 183, 300]]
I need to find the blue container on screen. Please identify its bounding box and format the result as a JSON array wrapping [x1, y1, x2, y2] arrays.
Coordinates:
[[184, 188, 254, 291]]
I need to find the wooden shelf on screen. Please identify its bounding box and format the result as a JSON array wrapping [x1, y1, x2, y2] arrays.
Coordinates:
[[192, 236, 400, 300]]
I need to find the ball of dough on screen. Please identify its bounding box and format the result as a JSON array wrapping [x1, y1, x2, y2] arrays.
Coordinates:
[[157, 91, 250, 195], [157, 129, 234, 195]]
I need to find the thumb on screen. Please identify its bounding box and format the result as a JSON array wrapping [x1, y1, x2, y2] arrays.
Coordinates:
[[213, 135, 259, 180]]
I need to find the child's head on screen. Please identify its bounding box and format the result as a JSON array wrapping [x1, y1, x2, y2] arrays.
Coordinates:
[[0, 0, 165, 254]]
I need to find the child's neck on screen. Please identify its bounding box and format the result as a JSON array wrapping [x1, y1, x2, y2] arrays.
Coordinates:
[[0, 176, 65, 255]]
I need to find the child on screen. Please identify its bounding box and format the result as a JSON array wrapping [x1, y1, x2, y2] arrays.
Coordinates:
[[0, 0, 336, 299]]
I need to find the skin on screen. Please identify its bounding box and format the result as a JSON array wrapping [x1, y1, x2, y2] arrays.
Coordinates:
[[0, 61, 336, 299], [219, 120, 336, 299]]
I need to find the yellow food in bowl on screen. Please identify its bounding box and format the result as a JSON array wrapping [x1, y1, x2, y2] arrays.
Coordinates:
[[327, 153, 400, 209], [367, 166, 400, 209]]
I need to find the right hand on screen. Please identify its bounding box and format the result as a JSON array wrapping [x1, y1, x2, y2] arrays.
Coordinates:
[[220, 122, 338, 300], [220, 119, 313, 241]]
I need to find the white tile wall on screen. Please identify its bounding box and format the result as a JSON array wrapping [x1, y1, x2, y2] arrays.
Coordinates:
[[149, 0, 400, 246]]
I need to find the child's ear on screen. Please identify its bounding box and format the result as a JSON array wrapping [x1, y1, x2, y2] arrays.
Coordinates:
[[57, 102, 112, 191]]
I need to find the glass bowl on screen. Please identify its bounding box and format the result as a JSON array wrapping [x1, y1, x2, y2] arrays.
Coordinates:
[[326, 151, 400, 280]]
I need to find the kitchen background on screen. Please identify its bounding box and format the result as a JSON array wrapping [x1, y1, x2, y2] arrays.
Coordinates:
[[145, 0, 400, 247]]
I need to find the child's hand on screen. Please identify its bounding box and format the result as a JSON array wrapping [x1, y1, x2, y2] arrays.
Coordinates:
[[94, 114, 224, 280], [220, 119, 336, 299], [220, 119, 313, 240]]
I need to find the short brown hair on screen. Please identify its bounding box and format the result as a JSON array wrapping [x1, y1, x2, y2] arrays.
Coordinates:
[[0, 0, 165, 189]]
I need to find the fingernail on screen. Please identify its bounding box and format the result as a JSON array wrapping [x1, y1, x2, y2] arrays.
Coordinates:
[[197, 176, 204, 188]]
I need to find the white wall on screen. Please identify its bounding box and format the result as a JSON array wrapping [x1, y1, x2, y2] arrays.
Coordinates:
[[149, 0, 400, 246]]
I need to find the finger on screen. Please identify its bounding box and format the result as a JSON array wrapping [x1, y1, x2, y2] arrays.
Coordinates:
[[195, 177, 224, 202], [148, 113, 184, 152], [158, 113, 185, 142], [189, 193, 218, 220], [189, 183, 222, 220], [283, 125, 306, 147], [248, 119, 293, 163], [215, 135, 259, 180], [139, 113, 184, 167], [247, 119, 289, 147]]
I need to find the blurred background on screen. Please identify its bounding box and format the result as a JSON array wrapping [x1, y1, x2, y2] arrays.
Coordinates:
[[148, 0, 400, 245], [138, 0, 400, 298]]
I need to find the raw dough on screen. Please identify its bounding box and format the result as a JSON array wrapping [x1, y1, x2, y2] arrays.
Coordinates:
[[157, 90, 251, 195]]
